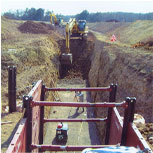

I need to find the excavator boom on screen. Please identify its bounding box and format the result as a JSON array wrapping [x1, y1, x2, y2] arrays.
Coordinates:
[[50, 13, 63, 26], [60, 18, 88, 66]]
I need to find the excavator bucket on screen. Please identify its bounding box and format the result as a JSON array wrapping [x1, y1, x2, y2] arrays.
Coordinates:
[[60, 53, 72, 65]]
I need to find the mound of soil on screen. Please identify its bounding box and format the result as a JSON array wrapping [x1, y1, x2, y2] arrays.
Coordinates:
[[18, 21, 54, 34], [137, 123, 153, 150], [132, 40, 153, 51]]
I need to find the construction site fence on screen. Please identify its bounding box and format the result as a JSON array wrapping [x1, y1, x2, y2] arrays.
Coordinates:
[[6, 80, 152, 153]]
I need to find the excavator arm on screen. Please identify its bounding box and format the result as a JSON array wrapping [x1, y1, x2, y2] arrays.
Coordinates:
[[60, 18, 88, 66], [50, 13, 58, 25], [65, 18, 77, 53]]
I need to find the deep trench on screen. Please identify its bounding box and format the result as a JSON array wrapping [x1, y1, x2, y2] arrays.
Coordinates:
[[59, 39, 94, 80], [43, 38, 103, 151]]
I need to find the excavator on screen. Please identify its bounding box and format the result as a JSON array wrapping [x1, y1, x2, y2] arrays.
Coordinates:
[[60, 18, 88, 66], [50, 13, 63, 26]]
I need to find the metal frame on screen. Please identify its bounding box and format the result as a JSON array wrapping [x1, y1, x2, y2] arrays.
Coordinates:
[[23, 95, 33, 152], [121, 97, 136, 145], [31, 144, 116, 151], [105, 84, 117, 144], [24, 83, 137, 152], [7, 80, 152, 152], [31, 101, 127, 108], [45, 87, 112, 92], [8, 66, 16, 113], [43, 118, 107, 123], [39, 84, 45, 147]]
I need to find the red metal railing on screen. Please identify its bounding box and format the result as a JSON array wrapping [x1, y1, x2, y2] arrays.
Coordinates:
[[6, 119, 27, 153], [31, 101, 127, 108], [6, 80, 152, 153], [45, 87, 112, 92], [43, 118, 107, 123], [6, 80, 43, 153]]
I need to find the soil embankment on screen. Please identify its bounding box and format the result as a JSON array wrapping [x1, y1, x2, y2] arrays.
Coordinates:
[[88, 32, 153, 148], [1, 18, 61, 152]]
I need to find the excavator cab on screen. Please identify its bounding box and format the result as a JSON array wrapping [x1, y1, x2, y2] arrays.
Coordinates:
[[78, 20, 86, 31]]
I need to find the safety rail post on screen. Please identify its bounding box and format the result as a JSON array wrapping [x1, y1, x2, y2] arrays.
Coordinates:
[[121, 97, 136, 145], [105, 84, 117, 145], [39, 84, 45, 148], [8, 66, 16, 113], [23, 95, 33, 152], [129, 97, 136, 122]]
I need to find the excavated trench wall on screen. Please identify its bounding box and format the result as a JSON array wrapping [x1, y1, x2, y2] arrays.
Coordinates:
[[59, 35, 95, 79], [57, 35, 153, 144], [88, 40, 153, 143]]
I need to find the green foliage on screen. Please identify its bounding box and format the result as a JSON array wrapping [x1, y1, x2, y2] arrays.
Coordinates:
[[76, 10, 153, 22], [3, 8, 153, 22], [76, 10, 89, 20]]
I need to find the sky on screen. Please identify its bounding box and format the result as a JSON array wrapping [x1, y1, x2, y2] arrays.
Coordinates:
[[1, 0, 153, 15]]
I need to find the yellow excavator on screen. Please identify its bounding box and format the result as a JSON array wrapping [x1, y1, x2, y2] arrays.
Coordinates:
[[60, 18, 88, 65], [50, 13, 63, 26]]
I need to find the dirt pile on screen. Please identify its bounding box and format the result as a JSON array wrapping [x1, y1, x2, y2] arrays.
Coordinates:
[[132, 40, 153, 51], [137, 123, 153, 150], [18, 20, 54, 34]]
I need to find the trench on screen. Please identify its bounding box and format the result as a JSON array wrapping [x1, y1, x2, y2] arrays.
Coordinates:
[[43, 35, 102, 153]]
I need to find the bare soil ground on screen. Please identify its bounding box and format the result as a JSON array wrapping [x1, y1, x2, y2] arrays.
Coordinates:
[[1, 17, 63, 152], [88, 21, 153, 150], [88, 21, 153, 50], [1, 17, 153, 152]]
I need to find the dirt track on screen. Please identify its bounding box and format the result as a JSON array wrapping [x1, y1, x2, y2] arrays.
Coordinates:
[[43, 78, 101, 153]]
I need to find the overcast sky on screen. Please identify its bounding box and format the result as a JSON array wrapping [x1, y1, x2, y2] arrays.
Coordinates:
[[1, 0, 153, 15]]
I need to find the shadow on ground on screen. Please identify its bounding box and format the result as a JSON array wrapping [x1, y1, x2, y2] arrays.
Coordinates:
[[86, 80, 101, 145]]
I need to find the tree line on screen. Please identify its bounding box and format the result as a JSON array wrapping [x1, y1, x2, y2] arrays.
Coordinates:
[[3, 8, 153, 22], [75, 10, 153, 22], [3, 8, 72, 22]]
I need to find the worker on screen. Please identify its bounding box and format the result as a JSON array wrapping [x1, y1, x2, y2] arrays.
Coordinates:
[[75, 91, 84, 112]]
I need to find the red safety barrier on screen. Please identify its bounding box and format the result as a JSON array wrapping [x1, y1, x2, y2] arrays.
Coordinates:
[[45, 87, 112, 92], [6, 119, 27, 153], [126, 123, 152, 151], [43, 118, 107, 123], [31, 101, 127, 108], [31, 144, 116, 151], [6, 80, 152, 153], [108, 108, 123, 144], [29, 80, 42, 153]]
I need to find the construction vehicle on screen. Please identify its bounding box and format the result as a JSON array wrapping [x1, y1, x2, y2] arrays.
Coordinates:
[[50, 13, 63, 26], [60, 18, 88, 66]]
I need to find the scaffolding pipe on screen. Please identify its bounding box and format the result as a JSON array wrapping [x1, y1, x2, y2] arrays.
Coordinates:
[[31, 101, 127, 108], [43, 118, 107, 123], [45, 87, 112, 92], [31, 144, 116, 151]]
